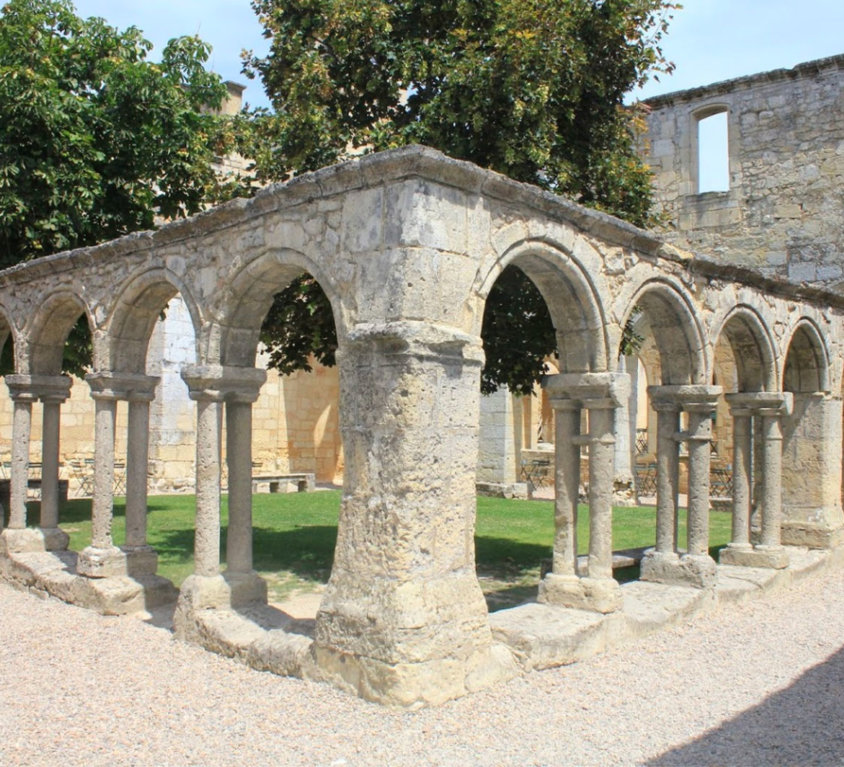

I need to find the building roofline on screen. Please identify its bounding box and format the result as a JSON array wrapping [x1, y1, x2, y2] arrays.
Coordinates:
[[643, 53, 844, 108]]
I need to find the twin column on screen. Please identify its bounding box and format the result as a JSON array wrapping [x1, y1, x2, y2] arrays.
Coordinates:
[[538, 372, 630, 613], [720, 392, 790, 569], [640, 385, 721, 589], [77, 372, 159, 578], [2, 375, 72, 552], [178, 365, 267, 608]]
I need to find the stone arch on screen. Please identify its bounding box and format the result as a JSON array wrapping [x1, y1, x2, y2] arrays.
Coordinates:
[[712, 306, 778, 393], [25, 290, 91, 376], [477, 240, 608, 374], [783, 319, 830, 393], [105, 269, 202, 374], [621, 280, 706, 385], [212, 250, 345, 368]]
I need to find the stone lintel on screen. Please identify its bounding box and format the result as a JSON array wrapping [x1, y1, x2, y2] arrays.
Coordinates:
[[181, 365, 267, 403], [344, 321, 485, 366], [86, 371, 159, 401], [726, 391, 793, 415], [545, 372, 630, 408], [5, 374, 72, 403]]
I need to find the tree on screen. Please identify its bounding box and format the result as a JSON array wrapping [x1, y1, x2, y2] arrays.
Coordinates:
[[0, 0, 249, 374], [244, 0, 674, 393], [0, 0, 248, 264]]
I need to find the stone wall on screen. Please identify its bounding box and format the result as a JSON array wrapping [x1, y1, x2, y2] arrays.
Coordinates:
[[641, 55, 844, 289]]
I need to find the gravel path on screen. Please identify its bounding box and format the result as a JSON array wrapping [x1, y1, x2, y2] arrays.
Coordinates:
[[2, 567, 844, 767]]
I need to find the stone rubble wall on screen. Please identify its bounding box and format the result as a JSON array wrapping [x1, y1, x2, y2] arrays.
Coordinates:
[[641, 54, 844, 289]]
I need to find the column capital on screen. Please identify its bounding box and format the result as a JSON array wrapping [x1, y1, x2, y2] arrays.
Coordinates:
[[648, 384, 721, 411], [5, 374, 72, 403], [545, 371, 630, 408], [181, 364, 267, 403], [726, 391, 793, 417], [86, 371, 159, 402]]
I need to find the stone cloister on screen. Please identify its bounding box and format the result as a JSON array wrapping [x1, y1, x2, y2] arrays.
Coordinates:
[[0, 146, 842, 706]]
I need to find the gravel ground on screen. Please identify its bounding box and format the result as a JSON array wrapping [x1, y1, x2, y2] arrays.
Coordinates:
[[1, 567, 843, 767]]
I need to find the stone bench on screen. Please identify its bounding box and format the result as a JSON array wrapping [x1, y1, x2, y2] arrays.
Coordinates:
[[251, 473, 316, 494]]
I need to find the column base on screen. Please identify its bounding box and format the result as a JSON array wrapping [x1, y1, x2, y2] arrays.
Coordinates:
[[177, 572, 268, 612], [77, 545, 130, 578], [640, 549, 718, 589], [120, 545, 159, 576], [1, 527, 66, 554], [538, 573, 622, 613], [720, 543, 789, 569]]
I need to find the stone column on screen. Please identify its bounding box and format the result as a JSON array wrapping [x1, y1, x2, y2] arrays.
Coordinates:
[[176, 365, 267, 613], [642, 385, 721, 589], [611, 356, 635, 505], [313, 324, 504, 706], [721, 392, 790, 569], [755, 404, 789, 567], [77, 374, 123, 577], [39, 381, 73, 551], [224, 372, 266, 600], [8, 391, 35, 530], [3, 375, 71, 553], [640, 388, 681, 582], [683, 397, 719, 583], [539, 372, 627, 613], [723, 398, 753, 557], [549, 401, 580, 578], [122, 376, 160, 576]]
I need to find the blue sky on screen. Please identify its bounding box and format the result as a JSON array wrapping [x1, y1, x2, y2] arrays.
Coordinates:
[[70, 0, 844, 109]]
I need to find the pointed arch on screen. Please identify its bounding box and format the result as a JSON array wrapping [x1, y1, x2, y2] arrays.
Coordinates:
[[25, 290, 91, 376]]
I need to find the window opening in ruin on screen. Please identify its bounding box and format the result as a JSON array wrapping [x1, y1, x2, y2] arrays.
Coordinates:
[[697, 110, 729, 193]]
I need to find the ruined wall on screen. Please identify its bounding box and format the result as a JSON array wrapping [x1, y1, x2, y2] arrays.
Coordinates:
[[642, 55, 844, 289]]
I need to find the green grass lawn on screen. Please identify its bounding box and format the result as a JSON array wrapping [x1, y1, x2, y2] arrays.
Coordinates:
[[50, 491, 733, 607]]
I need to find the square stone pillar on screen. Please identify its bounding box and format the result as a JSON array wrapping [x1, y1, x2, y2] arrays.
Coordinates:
[[175, 366, 268, 621], [2, 375, 71, 553], [641, 385, 721, 589], [781, 393, 844, 548], [313, 323, 511, 707], [538, 372, 629, 614]]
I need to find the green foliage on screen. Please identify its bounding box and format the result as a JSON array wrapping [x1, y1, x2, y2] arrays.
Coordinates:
[[260, 276, 337, 374], [244, 0, 675, 228], [0, 0, 241, 264], [0, 0, 253, 373], [245, 0, 676, 392], [481, 266, 556, 396]]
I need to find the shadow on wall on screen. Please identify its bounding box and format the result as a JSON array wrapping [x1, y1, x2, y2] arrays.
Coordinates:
[[647, 644, 844, 766]]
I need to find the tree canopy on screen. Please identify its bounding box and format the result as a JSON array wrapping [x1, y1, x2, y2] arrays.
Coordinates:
[[244, 0, 674, 392], [0, 0, 240, 266]]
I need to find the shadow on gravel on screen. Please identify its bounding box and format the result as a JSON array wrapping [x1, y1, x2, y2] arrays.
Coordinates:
[[647, 643, 844, 766]]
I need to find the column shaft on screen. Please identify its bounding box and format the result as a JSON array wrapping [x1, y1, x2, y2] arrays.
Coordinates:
[[654, 403, 679, 554], [730, 410, 753, 547], [194, 397, 223, 577], [551, 403, 580, 576], [586, 403, 616, 580], [226, 400, 254, 573], [40, 400, 62, 529], [91, 397, 117, 549], [686, 407, 713, 557], [125, 398, 151, 547], [759, 412, 784, 548], [9, 399, 33, 529]]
